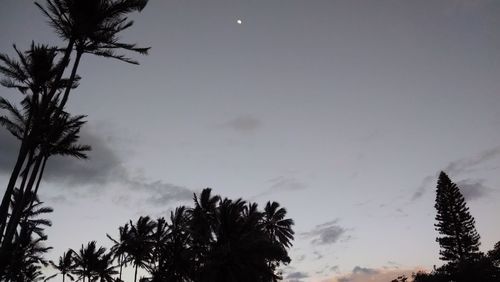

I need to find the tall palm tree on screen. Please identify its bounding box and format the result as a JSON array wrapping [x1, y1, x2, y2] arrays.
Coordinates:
[[0, 43, 71, 239], [127, 216, 155, 282], [72, 241, 106, 282], [189, 188, 220, 253], [48, 251, 76, 282], [107, 223, 130, 280], [161, 207, 194, 282], [0, 96, 89, 251], [35, 0, 150, 109]]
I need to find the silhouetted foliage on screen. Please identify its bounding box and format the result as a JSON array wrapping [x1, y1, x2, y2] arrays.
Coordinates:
[[102, 189, 294, 282], [0, 0, 149, 270], [434, 172, 480, 265], [391, 173, 500, 282], [48, 251, 76, 282], [0, 191, 52, 282]]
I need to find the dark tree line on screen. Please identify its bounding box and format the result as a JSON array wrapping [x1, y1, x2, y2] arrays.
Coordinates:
[[392, 172, 500, 282], [13, 189, 293, 282], [0, 0, 149, 273]]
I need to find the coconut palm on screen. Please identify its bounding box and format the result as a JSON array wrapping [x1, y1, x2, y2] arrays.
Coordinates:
[[189, 188, 220, 254], [0, 192, 52, 282], [107, 223, 130, 280], [127, 216, 155, 282], [94, 252, 118, 282], [261, 201, 295, 248], [195, 197, 291, 282], [35, 0, 150, 109], [160, 207, 193, 282], [48, 251, 76, 282], [0, 97, 89, 251], [72, 241, 106, 282], [0, 43, 73, 239]]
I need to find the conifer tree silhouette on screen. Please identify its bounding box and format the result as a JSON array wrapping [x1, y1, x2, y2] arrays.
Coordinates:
[[434, 172, 480, 265]]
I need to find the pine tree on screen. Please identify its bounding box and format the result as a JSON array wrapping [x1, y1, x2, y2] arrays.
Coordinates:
[[434, 171, 480, 265]]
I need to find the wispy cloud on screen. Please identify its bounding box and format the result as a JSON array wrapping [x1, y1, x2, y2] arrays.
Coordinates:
[[412, 147, 500, 200], [220, 115, 262, 133], [456, 179, 493, 201], [0, 124, 193, 207], [253, 176, 307, 199], [302, 219, 350, 245]]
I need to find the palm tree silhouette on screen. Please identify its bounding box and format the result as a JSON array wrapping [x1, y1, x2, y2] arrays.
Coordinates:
[[0, 96, 89, 252], [261, 201, 295, 248], [72, 241, 106, 282], [160, 207, 194, 282], [127, 216, 155, 282], [48, 251, 76, 282], [35, 0, 150, 109], [0, 189, 52, 282], [94, 252, 118, 282], [107, 223, 130, 281], [0, 43, 72, 239]]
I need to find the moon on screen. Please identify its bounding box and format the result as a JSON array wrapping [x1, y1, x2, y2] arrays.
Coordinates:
[[237, 19, 242, 25]]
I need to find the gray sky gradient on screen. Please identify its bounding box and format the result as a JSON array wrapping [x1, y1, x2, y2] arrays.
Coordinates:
[[1, 1, 500, 281]]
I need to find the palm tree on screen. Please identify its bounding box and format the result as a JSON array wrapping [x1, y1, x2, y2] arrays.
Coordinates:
[[107, 223, 130, 280], [35, 0, 150, 109], [0, 191, 52, 282], [160, 207, 194, 282], [261, 201, 295, 248], [0, 43, 71, 239], [189, 188, 220, 253], [94, 252, 118, 282], [72, 241, 106, 282], [195, 196, 291, 282], [127, 216, 155, 282], [0, 97, 89, 251], [48, 251, 76, 282]]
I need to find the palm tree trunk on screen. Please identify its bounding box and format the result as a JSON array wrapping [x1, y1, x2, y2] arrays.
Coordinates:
[[45, 39, 75, 104], [0, 143, 28, 237], [1, 154, 43, 248], [0, 147, 33, 243], [58, 49, 83, 111], [18, 149, 35, 194], [63, 273, 66, 282], [134, 264, 138, 282], [30, 155, 48, 205], [119, 254, 123, 280]]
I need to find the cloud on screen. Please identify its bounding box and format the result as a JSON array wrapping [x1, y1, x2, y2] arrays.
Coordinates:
[[456, 179, 492, 201], [253, 176, 307, 199], [330, 266, 340, 273], [302, 219, 349, 245], [43, 127, 124, 185], [220, 115, 262, 132], [412, 147, 500, 200], [443, 147, 500, 176], [0, 125, 123, 186], [352, 266, 378, 275], [0, 124, 193, 207], [124, 177, 193, 206], [313, 250, 324, 260], [326, 267, 423, 282], [286, 271, 309, 281]]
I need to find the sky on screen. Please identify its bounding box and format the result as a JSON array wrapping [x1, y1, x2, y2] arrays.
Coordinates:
[[1, 0, 500, 281]]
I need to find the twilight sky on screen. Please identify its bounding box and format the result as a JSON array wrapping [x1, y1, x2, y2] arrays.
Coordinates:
[[1, 1, 500, 281]]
